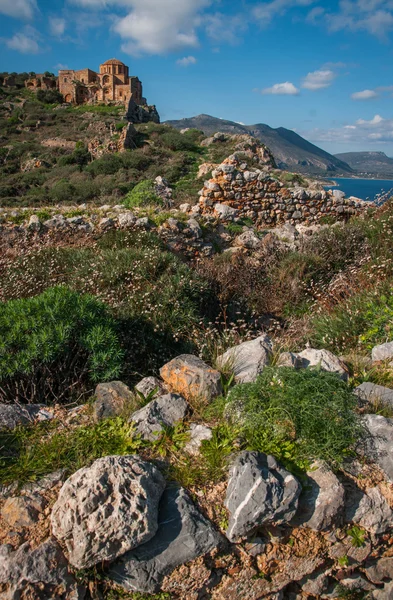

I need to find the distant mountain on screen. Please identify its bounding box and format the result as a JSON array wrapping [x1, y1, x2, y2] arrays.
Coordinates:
[[165, 114, 354, 176], [335, 152, 393, 178]]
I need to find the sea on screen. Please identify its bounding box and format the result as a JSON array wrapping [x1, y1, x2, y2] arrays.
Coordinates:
[[324, 178, 393, 202]]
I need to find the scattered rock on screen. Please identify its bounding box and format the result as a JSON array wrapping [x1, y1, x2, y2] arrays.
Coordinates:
[[109, 486, 222, 594], [354, 382, 393, 409], [186, 218, 202, 239], [93, 381, 135, 421], [297, 348, 349, 380], [135, 217, 150, 229], [184, 423, 213, 455], [51, 455, 166, 569], [0, 404, 54, 430], [234, 230, 260, 250], [372, 341, 393, 362], [372, 582, 393, 599], [134, 376, 166, 399], [28, 214, 41, 231], [99, 217, 115, 230], [43, 214, 66, 229], [0, 539, 84, 599], [214, 203, 238, 221], [292, 461, 345, 531], [118, 212, 137, 228], [160, 354, 222, 402], [340, 573, 376, 593], [130, 394, 189, 441], [361, 414, 393, 482], [345, 486, 393, 533], [179, 203, 191, 213], [216, 335, 273, 383], [364, 557, 393, 584], [224, 451, 301, 542], [276, 351, 304, 369], [2, 493, 46, 528]]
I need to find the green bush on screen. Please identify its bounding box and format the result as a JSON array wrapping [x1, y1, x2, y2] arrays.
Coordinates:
[[226, 367, 362, 470], [123, 179, 162, 208], [37, 89, 63, 104], [0, 287, 123, 404]]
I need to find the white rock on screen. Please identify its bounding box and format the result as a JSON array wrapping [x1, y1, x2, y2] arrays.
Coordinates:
[[51, 455, 166, 569], [217, 335, 273, 383], [297, 348, 349, 380], [184, 424, 213, 456]]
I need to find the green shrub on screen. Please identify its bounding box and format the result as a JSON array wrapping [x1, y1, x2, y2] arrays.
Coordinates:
[[160, 131, 199, 152], [310, 284, 393, 353], [0, 417, 141, 486], [0, 287, 123, 404], [226, 367, 362, 470], [37, 89, 63, 104], [123, 179, 162, 208]]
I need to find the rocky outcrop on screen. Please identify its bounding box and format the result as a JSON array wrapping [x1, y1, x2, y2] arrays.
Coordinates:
[[2, 493, 46, 528], [296, 347, 349, 380], [372, 340, 393, 362], [109, 486, 222, 593], [198, 155, 368, 226], [0, 404, 54, 430], [346, 486, 393, 534], [216, 335, 273, 383], [354, 382, 393, 408], [224, 451, 301, 542], [51, 455, 166, 568], [361, 414, 393, 482], [184, 423, 213, 455], [160, 354, 222, 402], [126, 99, 160, 124], [93, 380, 135, 421]]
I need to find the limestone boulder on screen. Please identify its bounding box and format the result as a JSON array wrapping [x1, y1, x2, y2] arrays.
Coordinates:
[[354, 382, 393, 408], [2, 493, 46, 528], [361, 414, 393, 482], [276, 351, 303, 369], [225, 451, 301, 542], [365, 557, 393, 584], [216, 335, 273, 383], [297, 348, 349, 380], [118, 212, 137, 228], [372, 341, 393, 362], [0, 540, 85, 599], [51, 455, 166, 569], [109, 486, 222, 593], [292, 461, 345, 531], [134, 376, 166, 400], [234, 230, 260, 249], [0, 404, 54, 431], [129, 394, 189, 441], [214, 203, 238, 221], [184, 423, 213, 456], [93, 381, 134, 421], [345, 486, 393, 533], [160, 354, 222, 402]]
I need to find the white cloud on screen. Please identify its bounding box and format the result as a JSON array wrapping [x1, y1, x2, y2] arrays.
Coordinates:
[[0, 0, 36, 19], [205, 12, 247, 44], [49, 17, 66, 36], [302, 114, 393, 147], [302, 69, 336, 90], [253, 0, 317, 25], [54, 63, 69, 70], [70, 0, 212, 54], [176, 55, 197, 66], [320, 1, 393, 39], [262, 81, 300, 95], [5, 25, 41, 53], [351, 89, 379, 100]]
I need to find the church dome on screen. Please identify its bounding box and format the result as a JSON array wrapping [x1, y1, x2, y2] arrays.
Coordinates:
[[102, 58, 126, 66]]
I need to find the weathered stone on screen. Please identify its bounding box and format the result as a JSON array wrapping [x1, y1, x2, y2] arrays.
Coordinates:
[[0, 404, 54, 430], [43, 214, 66, 229], [361, 414, 393, 482], [292, 461, 345, 531], [372, 582, 393, 599], [2, 493, 46, 528], [109, 486, 222, 593], [364, 557, 393, 584], [276, 351, 304, 369], [214, 203, 238, 221], [28, 214, 41, 231], [184, 423, 213, 455], [372, 341, 393, 362], [118, 212, 137, 228], [234, 230, 260, 249], [217, 335, 273, 383], [332, 189, 346, 200], [297, 348, 349, 380], [51, 455, 166, 569], [354, 382, 393, 408], [299, 568, 329, 596], [130, 394, 189, 441], [179, 203, 191, 213], [0, 540, 84, 599], [225, 451, 301, 542], [186, 218, 202, 239], [160, 354, 222, 402], [93, 381, 134, 421], [345, 486, 393, 533], [135, 217, 150, 228], [134, 376, 166, 399], [99, 217, 115, 230]]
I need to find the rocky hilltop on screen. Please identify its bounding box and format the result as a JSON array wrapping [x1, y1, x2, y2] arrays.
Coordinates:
[[2, 80, 393, 600]]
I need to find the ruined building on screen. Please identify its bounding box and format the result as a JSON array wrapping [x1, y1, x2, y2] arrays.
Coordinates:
[[58, 59, 145, 106]]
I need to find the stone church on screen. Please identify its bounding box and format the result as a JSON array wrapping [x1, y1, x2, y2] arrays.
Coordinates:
[[58, 58, 146, 107]]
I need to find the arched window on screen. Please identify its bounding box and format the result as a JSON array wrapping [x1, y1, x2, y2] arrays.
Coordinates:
[[64, 77, 68, 83], [103, 75, 110, 84], [81, 78, 85, 83]]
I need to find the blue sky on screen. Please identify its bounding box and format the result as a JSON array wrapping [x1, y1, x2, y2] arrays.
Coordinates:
[[1, 0, 393, 155]]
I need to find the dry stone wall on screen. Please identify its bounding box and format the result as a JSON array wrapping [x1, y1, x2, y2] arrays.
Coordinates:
[[198, 155, 369, 226]]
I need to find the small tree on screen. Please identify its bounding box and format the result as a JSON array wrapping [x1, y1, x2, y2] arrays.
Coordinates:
[[123, 179, 162, 208]]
